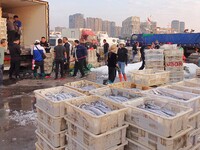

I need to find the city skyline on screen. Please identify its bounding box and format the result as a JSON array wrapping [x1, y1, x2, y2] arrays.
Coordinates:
[[46, 0, 200, 32]]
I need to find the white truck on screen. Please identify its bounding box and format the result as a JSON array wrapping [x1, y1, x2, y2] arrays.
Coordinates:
[[0, 0, 49, 70]]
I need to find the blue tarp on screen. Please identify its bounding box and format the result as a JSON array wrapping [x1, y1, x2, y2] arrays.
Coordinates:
[[131, 33, 200, 46]]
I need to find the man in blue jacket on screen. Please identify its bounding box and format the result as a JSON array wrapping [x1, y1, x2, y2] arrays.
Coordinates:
[[72, 40, 86, 78]]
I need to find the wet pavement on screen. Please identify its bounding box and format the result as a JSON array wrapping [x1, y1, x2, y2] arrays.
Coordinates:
[[0, 72, 100, 150]]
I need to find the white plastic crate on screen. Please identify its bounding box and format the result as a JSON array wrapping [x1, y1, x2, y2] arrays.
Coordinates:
[[142, 87, 200, 114], [64, 95, 128, 135], [34, 86, 85, 117], [165, 84, 200, 95], [176, 80, 200, 88], [190, 142, 200, 150], [89, 87, 142, 104], [36, 119, 66, 147], [66, 134, 128, 150], [185, 78, 200, 87], [164, 49, 183, 56], [108, 81, 151, 91], [169, 76, 184, 83], [131, 69, 170, 86], [125, 97, 192, 137], [165, 56, 183, 62], [145, 54, 164, 61], [36, 106, 67, 133], [125, 139, 151, 150], [145, 61, 164, 66], [145, 49, 164, 55], [64, 80, 105, 95], [189, 128, 200, 146], [165, 66, 184, 72], [145, 66, 164, 71], [169, 71, 184, 78], [188, 112, 200, 129], [36, 131, 66, 150], [126, 123, 192, 150], [66, 118, 128, 150]]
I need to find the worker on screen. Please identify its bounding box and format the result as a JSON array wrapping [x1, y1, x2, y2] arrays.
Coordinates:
[[54, 39, 67, 80], [63, 37, 71, 73], [107, 44, 118, 84], [117, 42, 128, 81], [40, 37, 51, 53], [155, 40, 160, 49], [72, 40, 86, 78], [9, 38, 21, 79], [13, 15, 22, 40], [7, 17, 15, 47], [103, 39, 109, 64], [0, 39, 7, 86], [32, 40, 46, 79], [139, 43, 146, 70]]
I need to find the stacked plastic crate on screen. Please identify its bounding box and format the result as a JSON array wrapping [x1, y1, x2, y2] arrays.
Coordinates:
[[87, 49, 98, 67], [44, 52, 54, 75], [145, 49, 164, 71], [0, 8, 7, 40], [142, 83, 200, 149], [64, 95, 128, 150], [164, 49, 184, 83], [124, 96, 193, 150], [34, 86, 85, 150]]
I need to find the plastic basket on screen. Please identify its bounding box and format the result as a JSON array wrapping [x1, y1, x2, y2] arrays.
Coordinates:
[[64, 80, 105, 95], [36, 119, 66, 147], [64, 95, 128, 135], [165, 84, 200, 94], [66, 118, 128, 150], [125, 97, 192, 137], [131, 69, 170, 86], [89, 87, 142, 102], [36, 106, 67, 133], [185, 78, 200, 87], [34, 86, 85, 117], [125, 139, 151, 150], [36, 131, 66, 150], [142, 87, 200, 114], [66, 134, 127, 150], [126, 123, 192, 150], [188, 112, 200, 130]]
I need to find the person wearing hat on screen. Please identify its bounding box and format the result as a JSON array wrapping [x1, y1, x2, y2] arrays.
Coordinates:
[[9, 38, 21, 79], [31, 40, 46, 79], [107, 44, 118, 84], [117, 42, 128, 81]]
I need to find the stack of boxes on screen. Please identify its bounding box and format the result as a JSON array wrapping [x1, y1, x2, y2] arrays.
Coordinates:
[[34, 86, 85, 150], [64, 95, 128, 150], [145, 49, 164, 70], [164, 49, 184, 83], [0, 7, 7, 40]]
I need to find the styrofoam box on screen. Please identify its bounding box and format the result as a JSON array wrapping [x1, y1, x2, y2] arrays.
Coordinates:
[[127, 123, 192, 150], [36, 119, 66, 147], [64, 95, 128, 135], [145, 54, 164, 61], [89, 87, 142, 104], [34, 86, 85, 117], [66, 133, 128, 150], [125, 139, 151, 150], [64, 80, 105, 95], [125, 97, 192, 137], [165, 66, 184, 72], [131, 69, 170, 86], [188, 112, 200, 129], [108, 81, 151, 91], [36, 106, 67, 133], [145, 49, 164, 55], [66, 118, 128, 150], [164, 49, 183, 56], [142, 87, 200, 114], [145, 61, 164, 66], [36, 131, 66, 150], [189, 128, 200, 146], [165, 56, 183, 62]]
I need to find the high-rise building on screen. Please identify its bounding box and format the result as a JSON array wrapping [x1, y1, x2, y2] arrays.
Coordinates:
[[69, 13, 85, 28], [85, 17, 102, 31], [180, 22, 185, 33], [110, 22, 116, 37], [115, 26, 122, 37], [122, 16, 140, 38], [102, 20, 111, 36], [171, 20, 180, 33], [55, 27, 66, 33]]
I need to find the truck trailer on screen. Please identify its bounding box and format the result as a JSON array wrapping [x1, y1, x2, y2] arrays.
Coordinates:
[[0, 0, 49, 71]]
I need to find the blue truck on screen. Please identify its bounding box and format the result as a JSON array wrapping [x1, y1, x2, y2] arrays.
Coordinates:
[[131, 33, 200, 57]]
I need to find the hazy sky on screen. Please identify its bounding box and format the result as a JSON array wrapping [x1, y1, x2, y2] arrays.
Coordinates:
[[47, 0, 200, 32]]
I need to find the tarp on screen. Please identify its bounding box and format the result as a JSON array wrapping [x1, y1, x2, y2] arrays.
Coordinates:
[[131, 33, 200, 46]]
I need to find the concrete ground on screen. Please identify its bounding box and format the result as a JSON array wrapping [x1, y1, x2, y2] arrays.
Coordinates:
[[0, 72, 99, 150]]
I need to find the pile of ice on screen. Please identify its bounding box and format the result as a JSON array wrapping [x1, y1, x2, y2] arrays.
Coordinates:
[[9, 110, 37, 126]]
